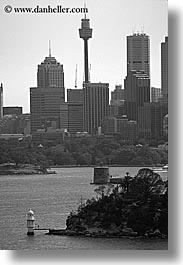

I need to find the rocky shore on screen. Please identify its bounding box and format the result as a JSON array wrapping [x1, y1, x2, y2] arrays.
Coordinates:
[[0, 163, 56, 175], [47, 228, 167, 239]]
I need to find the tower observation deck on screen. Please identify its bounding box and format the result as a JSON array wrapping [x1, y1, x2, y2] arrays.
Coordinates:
[[79, 16, 93, 83]]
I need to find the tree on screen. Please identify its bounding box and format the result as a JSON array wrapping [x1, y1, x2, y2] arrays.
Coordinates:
[[7, 150, 29, 166], [128, 168, 165, 201], [53, 151, 75, 165]]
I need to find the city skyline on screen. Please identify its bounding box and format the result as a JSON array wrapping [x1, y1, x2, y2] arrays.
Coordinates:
[[0, 0, 167, 113]]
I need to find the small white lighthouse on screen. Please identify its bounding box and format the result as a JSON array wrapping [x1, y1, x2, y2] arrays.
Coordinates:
[[27, 209, 35, 235]]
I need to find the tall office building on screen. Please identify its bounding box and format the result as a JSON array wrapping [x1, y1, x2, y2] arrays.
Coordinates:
[[68, 103, 84, 134], [67, 89, 84, 134], [60, 103, 68, 131], [0, 83, 3, 119], [83, 82, 109, 134], [161, 36, 168, 99], [79, 14, 93, 83], [138, 101, 168, 140], [127, 33, 150, 77], [110, 85, 125, 117], [37, 51, 65, 99], [151, 87, 161, 102], [124, 70, 150, 121], [30, 50, 65, 133], [110, 85, 124, 104]]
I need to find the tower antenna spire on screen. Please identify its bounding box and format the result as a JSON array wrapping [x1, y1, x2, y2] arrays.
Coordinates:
[[49, 40, 51, 57], [75, 64, 78, 88], [84, 3, 87, 19]]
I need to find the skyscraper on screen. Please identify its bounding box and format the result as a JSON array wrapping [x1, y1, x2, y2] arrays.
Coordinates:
[[68, 103, 84, 134], [110, 85, 124, 104], [67, 89, 84, 134], [0, 83, 3, 119], [124, 70, 150, 121], [161, 36, 168, 99], [151, 87, 161, 102], [83, 82, 109, 134], [79, 14, 93, 83], [110, 85, 125, 117], [30, 49, 65, 133], [127, 33, 150, 77], [37, 50, 65, 100]]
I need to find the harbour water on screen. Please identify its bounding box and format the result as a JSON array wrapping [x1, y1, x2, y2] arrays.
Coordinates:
[[0, 167, 168, 250]]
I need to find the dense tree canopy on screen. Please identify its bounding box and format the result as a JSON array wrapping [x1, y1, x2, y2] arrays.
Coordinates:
[[0, 137, 168, 167], [66, 169, 168, 237]]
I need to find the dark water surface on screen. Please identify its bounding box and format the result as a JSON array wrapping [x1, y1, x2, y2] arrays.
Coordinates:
[[0, 167, 168, 250]]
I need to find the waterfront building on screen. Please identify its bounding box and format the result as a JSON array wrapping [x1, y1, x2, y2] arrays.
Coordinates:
[[83, 82, 109, 134], [127, 33, 150, 77], [30, 50, 65, 133], [161, 36, 168, 100]]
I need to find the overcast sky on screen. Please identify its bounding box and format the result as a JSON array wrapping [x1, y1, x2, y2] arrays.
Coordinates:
[[0, 0, 167, 113]]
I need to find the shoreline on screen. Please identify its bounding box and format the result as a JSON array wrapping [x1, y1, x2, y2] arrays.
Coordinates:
[[47, 228, 168, 239], [0, 164, 56, 176], [0, 163, 165, 176], [51, 164, 161, 168]]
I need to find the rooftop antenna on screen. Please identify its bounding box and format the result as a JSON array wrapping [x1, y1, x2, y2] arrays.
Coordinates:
[[49, 40, 51, 57], [75, 64, 78, 88]]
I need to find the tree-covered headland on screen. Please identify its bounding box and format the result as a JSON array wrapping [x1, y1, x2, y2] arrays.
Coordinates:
[[66, 168, 168, 238]]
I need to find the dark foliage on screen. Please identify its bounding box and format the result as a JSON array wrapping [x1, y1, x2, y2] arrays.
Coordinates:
[[66, 169, 168, 237], [0, 137, 167, 167]]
